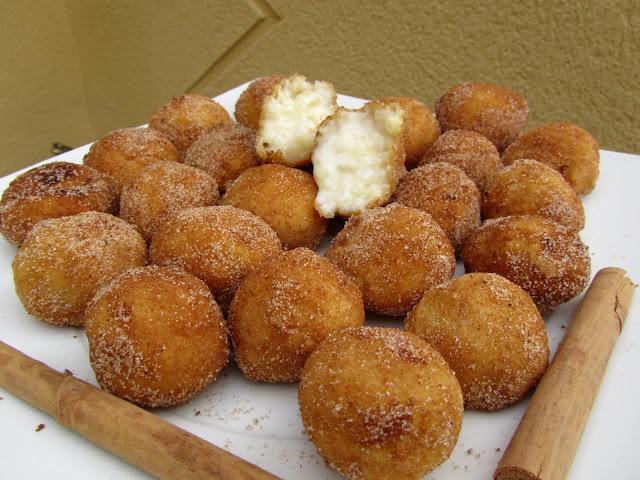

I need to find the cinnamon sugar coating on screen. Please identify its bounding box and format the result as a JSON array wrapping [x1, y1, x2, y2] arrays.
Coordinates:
[[221, 164, 327, 249], [120, 161, 219, 242], [149, 94, 232, 155], [149, 206, 282, 309], [406, 273, 549, 410], [229, 248, 364, 383], [393, 163, 481, 251], [184, 122, 257, 193], [502, 122, 599, 195], [13, 212, 146, 326], [483, 159, 585, 231], [419, 129, 502, 191], [461, 215, 591, 315], [85, 265, 229, 408], [375, 96, 441, 169], [234, 75, 285, 129], [83, 127, 179, 193], [0, 162, 118, 245], [436, 82, 528, 152], [325, 204, 455, 316], [299, 326, 463, 480]]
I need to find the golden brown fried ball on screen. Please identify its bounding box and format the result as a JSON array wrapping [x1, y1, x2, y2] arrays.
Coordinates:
[[149, 206, 282, 308], [229, 248, 364, 382], [461, 215, 591, 315], [299, 326, 463, 480], [393, 163, 481, 251], [0, 162, 118, 246], [149, 94, 232, 155], [234, 75, 285, 129], [375, 96, 441, 169], [419, 129, 502, 190], [502, 122, 600, 195], [85, 266, 228, 408], [220, 164, 327, 249], [83, 127, 179, 193], [119, 162, 218, 242], [13, 212, 146, 326], [406, 273, 549, 410], [483, 159, 585, 231], [325, 204, 455, 316], [436, 82, 528, 152], [183, 123, 257, 193]]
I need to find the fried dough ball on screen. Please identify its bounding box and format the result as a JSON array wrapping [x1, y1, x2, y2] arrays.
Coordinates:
[[85, 266, 229, 408], [375, 96, 441, 169], [393, 163, 481, 251], [419, 129, 502, 190], [234, 74, 285, 129], [461, 215, 591, 314], [183, 123, 257, 193], [229, 248, 364, 382], [83, 127, 179, 193], [256, 74, 337, 167], [313, 103, 406, 218], [120, 162, 219, 242], [325, 204, 455, 316], [436, 82, 528, 152], [149, 206, 282, 308], [502, 122, 600, 195], [299, 327, 463, 480], [149, 94, 232, 155], [220, 164, 326, 249], [0, 162, 118, 246], [13, 212, 146, 326], [483, 159, 585, 231], [406, 273, 549, 410]]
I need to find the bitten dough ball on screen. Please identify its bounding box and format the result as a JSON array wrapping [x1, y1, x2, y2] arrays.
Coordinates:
[[149, 94, 232, 155], [235, 74, 285, 129], [256, 74, 337, 167], [313, 103, 406, 218], [376, 96, 441, 169], [184, 123, 258, 193], [325, 204, 455, 316], [149, 206, 282, 308], [483, 159, 585, 231], [229, 248, 364, 382], [461, 215, 591, 315], [406, 273, 549, 410], [83, 127, 180, 193], [85, 266, 229, 408], [299, 326, 463, 480], [436, 82, 528, 152], [393, 162, 481, 251], [13, 212, 146, 326], [502, 122, 600, 195], [120, 161, 218, 242], [0, 162, 118, 246], [419, 129, 502, 191], [220, 164, 327, 249]]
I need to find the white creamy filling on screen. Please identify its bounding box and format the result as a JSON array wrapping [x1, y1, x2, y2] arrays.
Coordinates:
[[313, 105, 404, 218], [257, 75, 336, 164]]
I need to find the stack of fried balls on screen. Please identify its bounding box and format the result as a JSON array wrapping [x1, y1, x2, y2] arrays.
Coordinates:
[[0, 74, 598, 480]]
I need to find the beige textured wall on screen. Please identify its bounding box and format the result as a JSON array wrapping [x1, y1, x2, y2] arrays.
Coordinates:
[[0, 1, 92, 176], [2, 0, 639, 176]]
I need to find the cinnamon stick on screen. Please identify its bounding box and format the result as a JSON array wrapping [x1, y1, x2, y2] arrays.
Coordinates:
[[494, 267, 635, 480], [0, 340, 280, 480]]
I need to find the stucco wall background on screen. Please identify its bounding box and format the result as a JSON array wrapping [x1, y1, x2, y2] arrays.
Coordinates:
[[1, 0, 638, 176]]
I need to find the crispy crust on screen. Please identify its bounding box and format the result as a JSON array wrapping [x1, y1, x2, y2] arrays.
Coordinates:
[[0, 162, 118, 245], [502, 122, 599, 195], [234, 75, 285, 129], [436, 82, 528, 152]]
